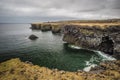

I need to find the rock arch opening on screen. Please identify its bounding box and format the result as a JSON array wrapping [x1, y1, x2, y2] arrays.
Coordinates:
[[98, 36, 114, 55]]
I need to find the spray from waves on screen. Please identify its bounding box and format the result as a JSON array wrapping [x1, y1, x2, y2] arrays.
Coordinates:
[[83, 51, 116, 72], [69, 44, 116, 60], [94, 51, 116, 61], [83, 56, 98, 72], [69, 44, 116, 61], [67, 44, 116, 72]]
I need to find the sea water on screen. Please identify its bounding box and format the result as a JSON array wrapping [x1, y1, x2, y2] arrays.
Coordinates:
[[0, 24, 116, 72]]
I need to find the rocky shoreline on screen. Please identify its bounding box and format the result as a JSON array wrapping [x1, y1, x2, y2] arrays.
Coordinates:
[[63, 25, 120, 58], [0, 58, 120, 80], [31, 19, 120, 58]]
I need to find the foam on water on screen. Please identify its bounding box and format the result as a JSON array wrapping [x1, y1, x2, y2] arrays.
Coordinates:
[[94, 51, 116, 61], [68, 44, 81, 49], [68, 44, 116, 72], [83, 64, 97, 72], [83, 56, 98, 72], [83, 51, 116, 72]]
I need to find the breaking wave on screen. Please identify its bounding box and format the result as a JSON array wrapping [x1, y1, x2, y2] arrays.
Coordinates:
[[94, 51, 116, 61], [67, 44, 116, 72], [68, 44, 81, 49], [83, 56, 98, 72], [83, 51, 116, 72]]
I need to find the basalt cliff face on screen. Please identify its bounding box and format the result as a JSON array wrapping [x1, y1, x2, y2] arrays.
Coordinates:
[[0, 58, 120, 80], [63, 25, 120, 57], [31, 19, 120, 57]]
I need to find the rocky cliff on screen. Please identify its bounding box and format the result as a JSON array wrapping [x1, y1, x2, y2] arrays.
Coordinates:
[[0, 58, 120, 80], [31, 23, 62, 33], [63, 25, 120, 57], [31, 19, 120, 57]]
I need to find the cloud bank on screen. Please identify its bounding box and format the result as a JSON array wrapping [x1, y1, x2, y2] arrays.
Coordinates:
[[0, 0, 120, 23]]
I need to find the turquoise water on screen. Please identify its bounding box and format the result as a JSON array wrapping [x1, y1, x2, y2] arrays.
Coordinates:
[[0, 24, 115, 71]]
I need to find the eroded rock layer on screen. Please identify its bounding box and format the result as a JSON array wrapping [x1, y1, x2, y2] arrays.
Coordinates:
[[31, 19, 120, 57], [63, 25, 120, 56]]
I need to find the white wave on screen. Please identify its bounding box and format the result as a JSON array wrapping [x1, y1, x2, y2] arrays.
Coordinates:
[[83, 56, 97, 72], [68, 45, 81, 49], [94, 51, 116, 61], [83, 64, 97, 72], [83, 51, 116, 72]]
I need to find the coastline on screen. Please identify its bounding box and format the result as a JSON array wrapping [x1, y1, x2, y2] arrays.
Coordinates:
[[0, 19, 119, 80], [31, 19, 120, 59]]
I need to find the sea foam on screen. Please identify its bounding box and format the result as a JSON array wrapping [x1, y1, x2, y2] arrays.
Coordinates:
[[68, 44, 116, 72], [83, 51, 116, 72], [94, 51, 116, 61], [68, 44, 81, 49]]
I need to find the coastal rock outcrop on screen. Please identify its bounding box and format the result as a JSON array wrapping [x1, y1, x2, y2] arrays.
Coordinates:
[[31, 23, 62, 33], [51, 24, 62, 34], [30, 19, 120, 56], [29, 34, 38, 40], [63, 25, 120, 56], [31, 24, 41, 30], [41, 24, 52, 31]]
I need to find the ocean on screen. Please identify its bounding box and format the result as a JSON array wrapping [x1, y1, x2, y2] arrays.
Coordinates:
[[0, 24, 116, 72]]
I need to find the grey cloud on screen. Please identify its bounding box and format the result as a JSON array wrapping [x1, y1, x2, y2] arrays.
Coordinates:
[[106, 0, 120, 9], [0, 0, 119, 23]]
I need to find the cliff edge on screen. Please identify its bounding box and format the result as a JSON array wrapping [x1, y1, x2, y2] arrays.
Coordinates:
[[31, 19, 120, 57], [0, 58, 120, 80]]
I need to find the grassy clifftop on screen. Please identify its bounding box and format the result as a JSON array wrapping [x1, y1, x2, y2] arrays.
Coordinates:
[[31, 19, 120, 30], [0, 58, 120, 80]]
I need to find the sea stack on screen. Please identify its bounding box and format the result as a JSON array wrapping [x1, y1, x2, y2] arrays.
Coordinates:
[[29, 34, 38, 40]]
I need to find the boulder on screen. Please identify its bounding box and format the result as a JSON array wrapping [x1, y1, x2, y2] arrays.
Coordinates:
[[29, 34, 38, 40]]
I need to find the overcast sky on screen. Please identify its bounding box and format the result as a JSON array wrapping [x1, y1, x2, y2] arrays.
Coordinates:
[[0, 0, 120, 23]]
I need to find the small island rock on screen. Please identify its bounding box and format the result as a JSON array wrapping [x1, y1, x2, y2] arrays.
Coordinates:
[[29, 34, 38, 40]]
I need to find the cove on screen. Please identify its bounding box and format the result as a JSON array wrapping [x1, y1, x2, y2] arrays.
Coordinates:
[[0, 24, 116, 72]]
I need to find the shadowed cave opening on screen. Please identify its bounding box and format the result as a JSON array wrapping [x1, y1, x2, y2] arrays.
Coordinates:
[[98, 36, 114, 55]]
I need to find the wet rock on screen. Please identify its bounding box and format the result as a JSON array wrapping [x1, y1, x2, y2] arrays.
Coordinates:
[[29, 35, 38, 40]]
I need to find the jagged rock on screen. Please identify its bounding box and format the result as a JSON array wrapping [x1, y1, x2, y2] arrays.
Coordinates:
[[98, 36, 114, 55], [29, 34, 38, 40], [63, 25, 120, 56]]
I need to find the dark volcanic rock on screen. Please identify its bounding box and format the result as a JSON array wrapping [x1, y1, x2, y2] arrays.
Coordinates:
[[63, 25, 120, 56], [29, 34, 38, 40], [98, 36, 114, 55]]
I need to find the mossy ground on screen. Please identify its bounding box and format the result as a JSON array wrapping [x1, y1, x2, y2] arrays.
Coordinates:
[[0, 58, 120, 80]]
